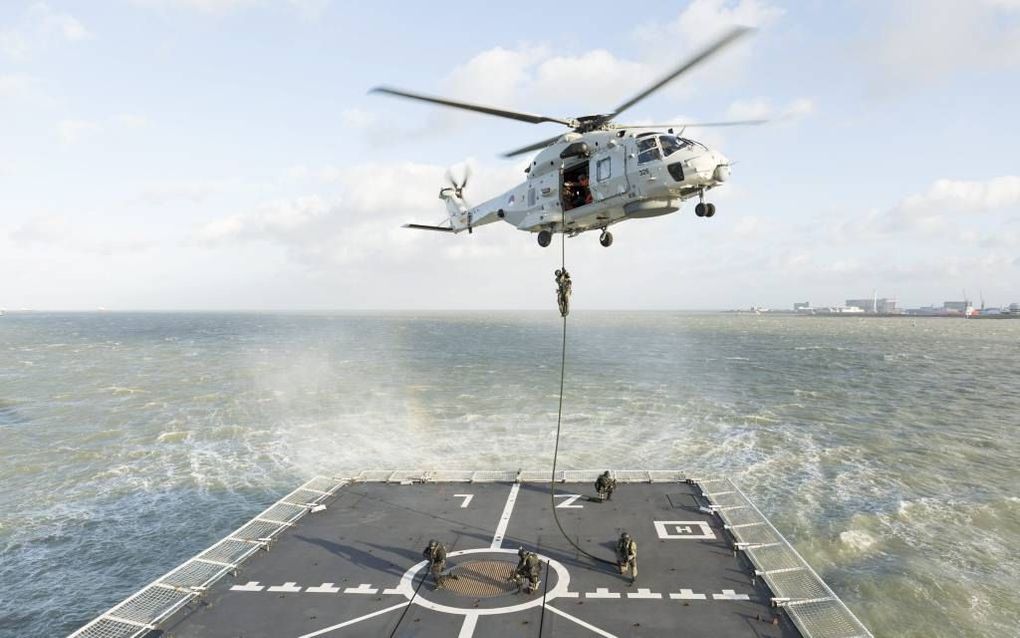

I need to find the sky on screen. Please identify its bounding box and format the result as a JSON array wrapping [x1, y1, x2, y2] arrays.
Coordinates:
[[2, 0, 1019, 311]]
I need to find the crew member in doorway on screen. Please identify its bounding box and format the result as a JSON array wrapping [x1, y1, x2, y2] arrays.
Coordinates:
[[595, 470, 617, 502], [579, 173, 593, 205], [616, 531, 638, 584]]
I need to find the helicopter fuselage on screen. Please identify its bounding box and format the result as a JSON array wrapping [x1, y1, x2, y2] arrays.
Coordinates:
[[442, 128, 730, 245]]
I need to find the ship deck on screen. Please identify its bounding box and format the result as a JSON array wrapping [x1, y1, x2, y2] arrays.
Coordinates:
[[70, 471, 872, 638]]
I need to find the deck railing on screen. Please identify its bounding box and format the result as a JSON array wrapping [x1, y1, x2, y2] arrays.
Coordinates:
[[695, 477, 874, 638]]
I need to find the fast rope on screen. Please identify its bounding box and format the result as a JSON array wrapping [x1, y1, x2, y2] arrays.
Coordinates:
[[538, 558, 551, 636], [549, 229, 616, 568], [387, 569, 427, 638]]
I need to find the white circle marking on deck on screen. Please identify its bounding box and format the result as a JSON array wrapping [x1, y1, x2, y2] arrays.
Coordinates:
[[399, 548, 570, 616]]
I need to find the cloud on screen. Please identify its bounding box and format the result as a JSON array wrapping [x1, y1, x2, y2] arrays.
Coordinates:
[[725, 97, 815, 121], [9, 215, 68, 244], [57, 119, 99, 144], [130, 0, 330, 15], [865, 0, 1020, 89], [1, 2, 90, 59], [194, 160, 526, 268], [372, 1, 785, 132]]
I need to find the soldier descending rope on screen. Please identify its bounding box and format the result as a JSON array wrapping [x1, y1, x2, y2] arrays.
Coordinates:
[[555, 268, 572, 317]]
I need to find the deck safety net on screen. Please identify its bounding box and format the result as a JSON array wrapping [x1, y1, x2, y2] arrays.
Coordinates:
[[696, 477, 874, 638], [67, 476, 348, 638]]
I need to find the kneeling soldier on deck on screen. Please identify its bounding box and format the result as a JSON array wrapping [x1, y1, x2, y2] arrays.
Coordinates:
[[616, 531, 638, 584], [423, 539, 449, 589], [595, 470, 617, 502], [510, 547, 542, 594]]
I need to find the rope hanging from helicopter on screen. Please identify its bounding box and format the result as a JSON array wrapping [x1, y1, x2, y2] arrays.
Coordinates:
[[548, 228, 617, 569]]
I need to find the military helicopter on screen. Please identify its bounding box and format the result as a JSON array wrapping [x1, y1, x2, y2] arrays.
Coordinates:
[[373, 27, 764, 248]]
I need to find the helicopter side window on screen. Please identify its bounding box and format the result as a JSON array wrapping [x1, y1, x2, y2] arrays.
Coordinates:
[[637, 137, 661, 164], [596, 157, 611, 181]]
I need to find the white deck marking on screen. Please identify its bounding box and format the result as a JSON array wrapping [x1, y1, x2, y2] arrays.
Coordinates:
[[381, 587, 403, 595], [306, 583, 340, 593], [267, 582, 301, 592], [458, 613, 478, 637], [669, 589, 707, 600], [490, 483, 520, 549], [344, 584, 379, 594], [296, 601, 409, 638], [453, 493, 474, 508], [585, 587, 620, 599], [627, 588, 662, 599], [546, 605, 619, 638], [654, 520, 716, 539], [713, 589, 750, 600], [558, 591, 580, 598], [554, 494, 584, 508], [230, 581, 264, 592]]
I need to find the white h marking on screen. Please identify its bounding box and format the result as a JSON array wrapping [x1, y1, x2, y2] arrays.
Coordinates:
[[454, 493, 474, 508], [490, 483, 520, 549], [230, 581, 264, 592]]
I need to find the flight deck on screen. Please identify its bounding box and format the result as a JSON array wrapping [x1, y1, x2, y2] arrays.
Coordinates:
[[68, 471, 872, 638]]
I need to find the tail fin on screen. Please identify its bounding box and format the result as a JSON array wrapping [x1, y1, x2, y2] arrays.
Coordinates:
[[439, 187, 473, 233]]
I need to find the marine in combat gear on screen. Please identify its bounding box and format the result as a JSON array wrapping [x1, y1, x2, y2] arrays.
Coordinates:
[[423, 539, 450, 589], [510, 547, 542, 594], [595, 470, 617, 502], [616, 531, 638, 584], [555, 268, 572, 317]]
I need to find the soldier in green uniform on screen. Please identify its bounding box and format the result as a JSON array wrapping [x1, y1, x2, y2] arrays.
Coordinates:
[[510, 547, 542, 594], [555, 269, 572, 317], [594, 470, 617, 502], [616, 531, 638, 584], [423, 539, 448, 589]]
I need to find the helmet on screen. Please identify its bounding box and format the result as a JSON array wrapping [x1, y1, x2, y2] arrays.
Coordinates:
[[518, 546, 526, 557], [621, 531, 630, 539], [429, 539, 437, 547], [602, 470, 610, 476]]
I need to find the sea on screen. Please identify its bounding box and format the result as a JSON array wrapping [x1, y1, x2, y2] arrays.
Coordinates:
[[1, 312, 1018, 637]]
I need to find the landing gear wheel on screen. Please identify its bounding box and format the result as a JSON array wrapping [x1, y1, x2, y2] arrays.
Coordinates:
[[599, 230, 613, 247], [537, 230, 552, 247], [695, 202, 706, 217], [705, 203, 716, 218]]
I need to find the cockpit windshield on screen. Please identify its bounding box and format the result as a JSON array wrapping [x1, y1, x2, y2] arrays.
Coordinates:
[[659, 135, 688, 156], [637, 136, 661, 164]]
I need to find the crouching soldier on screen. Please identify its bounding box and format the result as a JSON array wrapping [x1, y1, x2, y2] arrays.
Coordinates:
[[510, 547, 542, 594], [616, 531, 638, 584], [423, 539, 449, 589], [595, 470, 617, 502]]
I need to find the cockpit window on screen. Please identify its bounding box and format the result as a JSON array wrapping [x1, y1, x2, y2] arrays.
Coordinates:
[[637, 136, 661, 164], [659, 135, 689, 156]]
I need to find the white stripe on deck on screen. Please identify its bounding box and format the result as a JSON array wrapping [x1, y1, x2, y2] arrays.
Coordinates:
[[458, 613, 478, 637], [296, 602, 409, 638], [546, 605, 619, 637], [490, 482, 520, 549], [713, 589, 750, 600], [670, 589, 706, 600], [306, 583, 340, 593], [627, 588, 662, 599], [267, 582, 301, 592]]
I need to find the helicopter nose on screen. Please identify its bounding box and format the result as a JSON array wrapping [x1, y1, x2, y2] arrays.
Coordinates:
[[712, 152, 730, 182]]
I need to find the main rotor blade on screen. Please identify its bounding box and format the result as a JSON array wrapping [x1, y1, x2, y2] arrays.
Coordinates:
[[371, 86, 575, 127], [615, 119, 769, 129], [606, 26, 753, 122], [502, 134, 565, 158]]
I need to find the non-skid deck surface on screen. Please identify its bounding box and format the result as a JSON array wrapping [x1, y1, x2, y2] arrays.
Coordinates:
[[162, 481, 798, 637]]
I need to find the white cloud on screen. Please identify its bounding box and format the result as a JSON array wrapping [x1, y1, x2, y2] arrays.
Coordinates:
[[130, 0, 331, 15], [57, 119, 99, 144], [9, 215, 68, 244], [866, 0, 1020, 89], [1, 2, 90, 59], [725, 97, 815, 121]]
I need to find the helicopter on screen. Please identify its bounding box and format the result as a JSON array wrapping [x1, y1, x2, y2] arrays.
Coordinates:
[[372, 27, 764, 248]]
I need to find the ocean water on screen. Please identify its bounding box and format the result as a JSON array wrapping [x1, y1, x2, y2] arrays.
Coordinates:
[[0, 312, 1018, 637]]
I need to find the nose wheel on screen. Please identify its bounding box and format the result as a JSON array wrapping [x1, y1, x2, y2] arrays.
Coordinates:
[[695, 202, 716, 218], [599, 230, 613, 247]]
